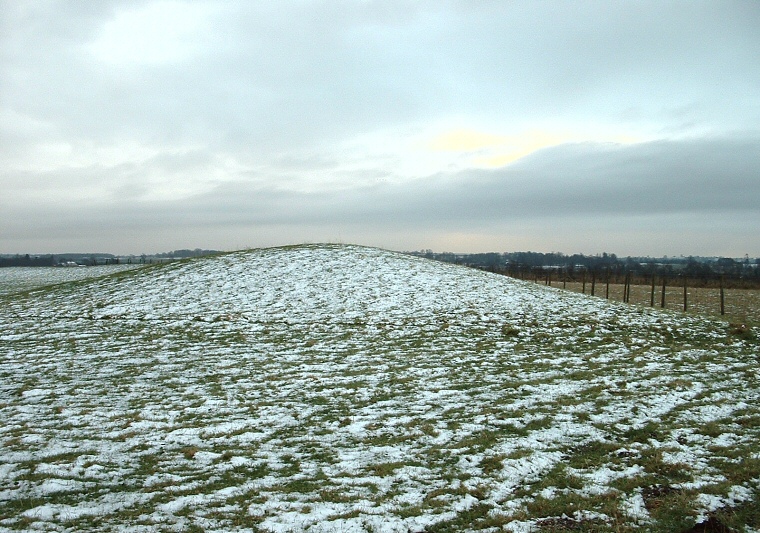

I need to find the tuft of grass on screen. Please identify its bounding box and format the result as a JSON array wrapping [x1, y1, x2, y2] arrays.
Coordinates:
[[367, 461, 405, 477], [182, 446, 198, 460], [566, 441, 620, 470], [502, 324, 521, 337], [619, 421, 664, 444], [423, 503, 498, 532], [714, 497, 760, 531], [642, 485, 698, 531], [479, 454, 506, 475], [729, 322, 755, 340]]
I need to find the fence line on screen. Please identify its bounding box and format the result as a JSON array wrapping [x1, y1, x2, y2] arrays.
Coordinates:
[[512, 270, 740, 317], [499, 266, 760, 325]]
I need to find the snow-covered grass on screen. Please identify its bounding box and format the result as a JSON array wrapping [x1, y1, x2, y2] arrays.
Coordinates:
[[1, 244, 758, 532], [0, 265, 144, 296]]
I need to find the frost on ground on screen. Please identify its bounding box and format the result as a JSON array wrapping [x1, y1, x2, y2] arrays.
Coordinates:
[[0, 244, 758, 532]]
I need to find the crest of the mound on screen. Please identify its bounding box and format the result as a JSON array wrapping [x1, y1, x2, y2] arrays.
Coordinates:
[[83, 244, 631, 324]]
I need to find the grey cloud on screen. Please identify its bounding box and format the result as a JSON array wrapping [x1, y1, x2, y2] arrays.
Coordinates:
[[5, 1, 759, 151], [205, 136, 760, 226], [2, 1, 760, 255], [5, 136, 757, 234]]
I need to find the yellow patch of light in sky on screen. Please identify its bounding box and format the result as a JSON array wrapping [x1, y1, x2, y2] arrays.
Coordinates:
[[427, 128, 643, 168], [427, 129, 513, 152]]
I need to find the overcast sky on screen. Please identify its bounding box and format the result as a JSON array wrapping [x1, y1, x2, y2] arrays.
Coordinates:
[[2, 1, 759, 256]]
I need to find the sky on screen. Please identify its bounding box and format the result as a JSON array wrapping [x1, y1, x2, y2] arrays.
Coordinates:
[[2, 1, 759, 257]]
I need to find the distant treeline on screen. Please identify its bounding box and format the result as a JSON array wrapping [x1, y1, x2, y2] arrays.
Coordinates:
[[0, 253, 121, 267], [407, 250, 760, 287], [0, 254, 58, 267], [0, 249, 222, 267]]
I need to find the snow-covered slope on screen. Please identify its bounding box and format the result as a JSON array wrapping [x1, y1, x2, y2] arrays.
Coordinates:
[[1, 244, 758, 532], [17, 243, 618, 323]]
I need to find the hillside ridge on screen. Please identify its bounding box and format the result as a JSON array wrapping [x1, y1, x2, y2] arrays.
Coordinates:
[[7, 243, 693, 335], [2, 243, 758, 532]]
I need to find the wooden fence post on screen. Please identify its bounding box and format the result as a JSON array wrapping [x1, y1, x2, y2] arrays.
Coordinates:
[[622, 272, 626, 302], [582, 271, 586, 294], [661, 276, 667, 308], [591, 270, 596, 296], [650, 274, 656, 307], [605, 268, 610, 299]]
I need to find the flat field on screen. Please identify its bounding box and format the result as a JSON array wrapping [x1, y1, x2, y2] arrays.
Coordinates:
[[556, 281, 760, 326], [1, 245, 758, 532], [0, 265, 144, 296]]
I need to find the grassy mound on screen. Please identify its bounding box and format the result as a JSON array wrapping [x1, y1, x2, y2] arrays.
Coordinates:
[[1, 244, 758, 532]]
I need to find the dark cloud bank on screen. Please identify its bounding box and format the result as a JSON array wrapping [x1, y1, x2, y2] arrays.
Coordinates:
[[3, 136, 758, 256]]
